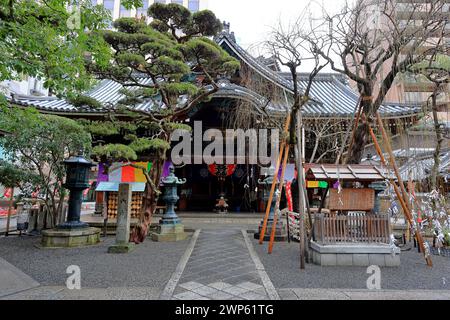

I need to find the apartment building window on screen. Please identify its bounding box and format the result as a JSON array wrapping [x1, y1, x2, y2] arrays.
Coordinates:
[[103, 0, 115, 13], [188, 0, 199, 12], [120, 2, 131, 17], [136, 0, 149, 17], [171, 0, 183, 5], [155, 0, 166, 3]]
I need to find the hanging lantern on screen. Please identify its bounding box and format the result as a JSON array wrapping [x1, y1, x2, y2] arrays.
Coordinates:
[[208, 164, 236, 181]]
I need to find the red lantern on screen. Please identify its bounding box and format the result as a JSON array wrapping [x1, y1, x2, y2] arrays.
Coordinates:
[[208, 164, 236, 178]]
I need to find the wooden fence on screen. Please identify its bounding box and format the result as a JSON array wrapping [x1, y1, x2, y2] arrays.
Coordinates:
[[313, 213, 390, 244]]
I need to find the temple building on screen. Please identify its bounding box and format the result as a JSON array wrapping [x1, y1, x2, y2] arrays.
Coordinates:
[[8, 29, 423, 213]]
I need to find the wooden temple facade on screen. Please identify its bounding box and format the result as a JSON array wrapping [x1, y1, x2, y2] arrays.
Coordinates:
[[8, 30, 423, 214]]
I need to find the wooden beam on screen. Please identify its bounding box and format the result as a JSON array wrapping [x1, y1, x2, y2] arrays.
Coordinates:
[[376, 113, 411, 210], [368, 125, 432, 267], [268, 143, 290, 254], [259, 114, 291, 244]]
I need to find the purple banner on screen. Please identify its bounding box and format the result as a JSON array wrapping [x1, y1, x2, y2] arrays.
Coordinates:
[[97, 163, 109, 182], [160, 160, 173, 183]]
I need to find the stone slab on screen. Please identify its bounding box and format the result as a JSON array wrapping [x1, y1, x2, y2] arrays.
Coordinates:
[[107, 242, 135, 254], [254, 220, 287, 242], [151, 223, 188, 242], [41, 227, 100, 248], [310, 242, 400, 267], [352, 254, 370, 266], [310, 241, 400, 254], [0, 257, 40, 298], [369, 253, 387, 266], [336, 253, 353, 266], [385, 254, 401, 267], [320, 253, 337, 266]]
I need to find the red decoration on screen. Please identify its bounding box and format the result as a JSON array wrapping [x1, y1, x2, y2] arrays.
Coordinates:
[[208, 164, 236, 177]]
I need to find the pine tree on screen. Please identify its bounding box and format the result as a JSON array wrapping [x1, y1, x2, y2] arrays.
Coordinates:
[[78, 3, 240, 242]]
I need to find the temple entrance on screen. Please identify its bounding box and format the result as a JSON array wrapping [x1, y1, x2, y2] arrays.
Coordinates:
[[175, 164, 260, 212], [170, 97, 263, 213]]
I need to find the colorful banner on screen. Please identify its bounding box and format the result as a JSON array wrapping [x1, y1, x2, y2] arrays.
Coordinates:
[[307, 181, 319, 188], [286, 182, 293, 211], [108, 163, 122, 182], [134, 162, 148, 182], [121, 165, 135, 182], [307, 180, 328, 189], [277, 164, 295, 182], [161, 160, 172, 180], [97, 163, 109, 182], [102, 162, 152, 183]]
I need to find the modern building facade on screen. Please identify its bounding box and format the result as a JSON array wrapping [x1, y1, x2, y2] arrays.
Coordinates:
[[92, 0, 207, 20], [357, 0, 449, 108]]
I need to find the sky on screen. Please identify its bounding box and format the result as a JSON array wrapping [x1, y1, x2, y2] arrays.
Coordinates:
[[207, 0, 350, 71], [206, 0, 345, 49]]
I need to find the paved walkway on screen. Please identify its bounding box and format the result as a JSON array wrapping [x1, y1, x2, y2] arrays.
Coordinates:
[[160, 229, 279, 300], [0, 256, 39, 298], [278, 288, 450, 300], [1, 226, 450, 300]]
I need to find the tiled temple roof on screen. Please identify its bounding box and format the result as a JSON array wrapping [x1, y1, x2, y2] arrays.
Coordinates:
[[8, 32, 422, 119]]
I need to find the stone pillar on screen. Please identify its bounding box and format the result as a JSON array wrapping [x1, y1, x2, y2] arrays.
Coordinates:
[[108, 183, 135, 253], [369, 182, 386, 214]]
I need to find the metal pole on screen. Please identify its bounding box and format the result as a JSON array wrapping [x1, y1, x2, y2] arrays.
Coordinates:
[[296, 110, 306, 269]]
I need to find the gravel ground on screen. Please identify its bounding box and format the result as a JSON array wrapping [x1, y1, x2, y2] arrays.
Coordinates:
[[254, 239, 450, 290], [0, 234, 190, 289]]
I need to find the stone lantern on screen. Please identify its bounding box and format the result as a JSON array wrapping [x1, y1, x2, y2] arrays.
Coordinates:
[[41, 152, 100, 248], [59, 153, 95, 229], [254, 166, 287, 241], [161, 166, 186, 225], [151, 165, 188, 242]]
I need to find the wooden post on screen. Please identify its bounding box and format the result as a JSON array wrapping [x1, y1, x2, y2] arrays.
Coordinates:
[[299, 213, 305, 269], [5, 188, 14, 236], [268, 143, 289, 253], [368, 125, 432, 267], [376, 113, 410, 209], [259, 114, 291, 244]]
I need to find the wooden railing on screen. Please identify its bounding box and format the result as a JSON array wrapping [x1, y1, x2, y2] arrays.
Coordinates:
[[313, 213, 390, 244]]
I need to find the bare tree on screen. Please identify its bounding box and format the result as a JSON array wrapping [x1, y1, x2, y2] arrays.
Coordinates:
[[305, 118, 348, 163], [304, 0, 448, 163], [265, 14, 330, 268], [409, 54, 450, 191]]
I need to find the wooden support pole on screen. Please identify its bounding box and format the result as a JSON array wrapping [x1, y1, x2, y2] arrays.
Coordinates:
[[376, 113, 411, 209], [268, 143, 290, 254], [5, 188, 14, 236], [368, 126, 432, 267], [259, 114, 291, 244]]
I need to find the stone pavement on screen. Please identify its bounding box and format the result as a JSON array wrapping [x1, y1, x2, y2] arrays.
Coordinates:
[[0, 256, 39, 298], [278, 288, 450, 300], [161, 229, 279, 300], [1, 286, 160, 300]]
